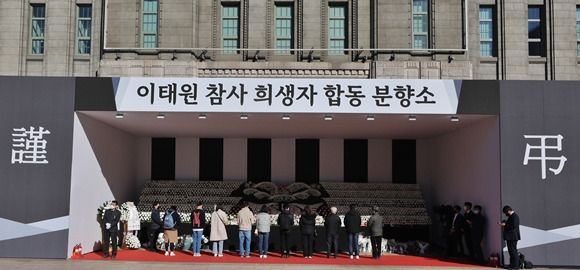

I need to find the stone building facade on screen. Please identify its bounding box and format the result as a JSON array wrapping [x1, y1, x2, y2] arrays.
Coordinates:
[[0, 0, 579, 80]]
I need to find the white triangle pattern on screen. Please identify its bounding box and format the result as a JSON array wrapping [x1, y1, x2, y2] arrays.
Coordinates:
[[0, 216, 69, 241], [503, 224, 580, 251]]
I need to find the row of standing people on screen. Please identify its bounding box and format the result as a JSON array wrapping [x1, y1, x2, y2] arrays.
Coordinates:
[[147, 201, 385, 259], [447, 203, 521, 269], [445, 202, 486, 264]]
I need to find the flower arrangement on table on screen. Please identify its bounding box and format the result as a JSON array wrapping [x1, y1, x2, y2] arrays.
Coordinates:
[[178, 212, 190, 223], [315, 215, 325, 226], [139, 212, 151, 222], [228, 214, 237, 225], [125, 234, 141, 249]]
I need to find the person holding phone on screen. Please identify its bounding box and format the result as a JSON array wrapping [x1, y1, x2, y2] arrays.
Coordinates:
[[500, 205, 520, 270]]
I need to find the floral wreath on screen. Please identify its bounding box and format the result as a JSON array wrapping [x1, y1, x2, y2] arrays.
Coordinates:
[[125, 234, 141, 249]]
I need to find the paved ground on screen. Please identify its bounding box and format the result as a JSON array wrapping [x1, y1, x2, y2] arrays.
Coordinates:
[[0, 258, 569, 270]]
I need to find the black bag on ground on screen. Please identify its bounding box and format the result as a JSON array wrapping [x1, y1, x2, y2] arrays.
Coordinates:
[[518, 253, 533, 269]]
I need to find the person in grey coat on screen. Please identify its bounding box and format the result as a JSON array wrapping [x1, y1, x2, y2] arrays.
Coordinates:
[[256, 205, 271, 258], [367, 205, 383, 259]]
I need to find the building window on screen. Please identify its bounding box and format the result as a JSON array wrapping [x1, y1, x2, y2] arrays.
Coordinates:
[[222, 4, 239, 54], [30, 4, 45, 54], [577, 6, 580, 56], [275, 4, 293, 55], [479, 6, 494, 57], [412, 0, 428, 49], [76, 5, 92, 55], [528, 6, 543, 57], [142, 0, 158, 48], [328, 4, 346, 55]]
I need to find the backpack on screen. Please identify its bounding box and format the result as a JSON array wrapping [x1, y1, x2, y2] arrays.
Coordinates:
[[193, 211, 201, 227], [519, 252, 533, 269], [164, 211, 176, 229], [278, 213, 292, 231]]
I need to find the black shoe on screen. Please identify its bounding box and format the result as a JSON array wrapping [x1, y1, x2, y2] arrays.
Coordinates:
[[112, 254, 116, 259], [103, 254, 109, 258]]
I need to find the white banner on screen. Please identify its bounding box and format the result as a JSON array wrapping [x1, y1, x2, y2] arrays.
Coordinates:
[[114, 78, 460, 114]]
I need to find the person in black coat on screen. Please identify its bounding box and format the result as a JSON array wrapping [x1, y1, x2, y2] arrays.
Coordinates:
[[324, 207, 341, 258], [448, 205, 466, 257], [344, 204, 361, 259], [103, 200, 121, 259], [277, 204, 294, 258], [299, 206, 316, 258], [501, 205, 521, 269], [148, 201, 163, 252], [470, 205, 486, 265], [463, 202, 475, 258]]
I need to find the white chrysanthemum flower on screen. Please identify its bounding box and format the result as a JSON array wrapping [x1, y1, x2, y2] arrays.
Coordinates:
[[125, 234, 141, 249]]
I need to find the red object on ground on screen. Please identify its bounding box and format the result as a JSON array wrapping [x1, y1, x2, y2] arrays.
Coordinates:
[[75, 249, 479, 267]]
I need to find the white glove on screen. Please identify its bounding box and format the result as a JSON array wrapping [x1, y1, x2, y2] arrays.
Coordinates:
[[106, 223, 111, 229]]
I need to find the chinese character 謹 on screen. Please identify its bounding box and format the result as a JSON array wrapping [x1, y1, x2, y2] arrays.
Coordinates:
[[11, 126, 51, 164]]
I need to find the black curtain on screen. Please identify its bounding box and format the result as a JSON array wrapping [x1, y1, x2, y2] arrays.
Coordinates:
[[344, 139, 368, 183], [392, 139, 416, 183], [151, 138, 175, 180], [295, 139, 319, 184], [247, 138, 271, 182], [199, 138, 223, 181]]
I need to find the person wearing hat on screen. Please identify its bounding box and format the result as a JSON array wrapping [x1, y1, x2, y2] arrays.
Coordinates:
[[367, 205, 383, 260]]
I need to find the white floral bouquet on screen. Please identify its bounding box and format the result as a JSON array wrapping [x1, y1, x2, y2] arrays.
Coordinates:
[[139, 211, 151, 222], [269, 214, 279, 225], [179, 212, 190, 223], [315, 215, 324, 226], [119, 202, 131, 222], [294, 214, 301, 226], [125, 234, 141, 249], [97, 200, 113, 220], [228, 214, 237, 225]]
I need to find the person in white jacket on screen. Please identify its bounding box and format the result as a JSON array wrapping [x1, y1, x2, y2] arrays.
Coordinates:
[[237, 201, 256, 257]]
